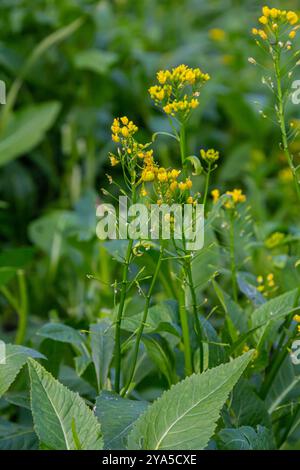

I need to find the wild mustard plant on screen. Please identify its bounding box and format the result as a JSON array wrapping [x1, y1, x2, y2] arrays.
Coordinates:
[[251, 6, 300, 202], [148, 65, 212, 374], [211, 188, 247, 303]]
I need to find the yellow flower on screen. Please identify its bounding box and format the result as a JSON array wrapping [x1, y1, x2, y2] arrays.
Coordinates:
[[121, 126, 129, 138], [262, 6, 270, 17], [179, 182, 187, 191], [257, 276, 263, 284], [265, 232, 285, 249], [258, 29, 268, 40], [209, 28, 226, 42], [141, 188, 148, 197], [200, 148, 220, 163], [168, 169, 181, 180], [293, 314, 300, 323], [142, 170, 155, 182], [157, 170, 168, 182], [267, 273, 275, 287], [225, 189, 246, 207], [211, 189, 220, 203], [169, 181, 178, 192], [109, 155, 119, 167], [259, 16, 268, 25], [186, 196, 194, 204], [186, 178, 193, 189], [120, 116, 128, 125], [289, 30, 297, 39], [252, 28, 258, 35], [242, 345, 250, 353], [287, 11, 298, 25]]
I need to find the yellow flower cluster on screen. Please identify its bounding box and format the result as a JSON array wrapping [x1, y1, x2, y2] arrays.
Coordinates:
[[264, 231, 285, 249], [252, 6, 299, 42], [200, 148, 220, 163], [294, 314, 300, 332], [149, 64, 210, 118], [211, 189, 220, 203], [111, 116, 138, 143], [257, 273, 276, 297], [225, 189, 246, 206], [211, 188, 246, 208]]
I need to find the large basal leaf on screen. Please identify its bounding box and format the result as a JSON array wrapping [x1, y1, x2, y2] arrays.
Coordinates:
[[0, 344, 44, 398], [0, 419, 38, 450], [251, 289, 299, 346], [217, 426, 274, 450], [127, 351, 253, 450], [28, 359, 103, 450], [90, 320, 114, 391], [95, 391, 148, 450], [0, 102, 61, 166]]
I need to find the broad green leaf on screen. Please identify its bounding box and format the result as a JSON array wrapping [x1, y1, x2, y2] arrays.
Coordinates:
[[37, 323, 84, 345], [266, 356, 300, 414], [127, 351, 253, 450], [90, 320, 114, 390], [230, 379, 270, 428], [122, 301, 179, 338], [95, 391, 148, 450], [217, 426, 274, 450], [0, 419, 38, 450], [0, 102, 61, 166], [28, 359, 103, 450], [0, 344, 44, 398], [252, 289, 299, 346]]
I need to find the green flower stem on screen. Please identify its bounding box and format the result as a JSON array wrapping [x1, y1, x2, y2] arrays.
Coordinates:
[[114, 184, 136, 393], [180, 124, 187, 172], [274, 47, 300, 204], [184, 256, 204, 373], [15, 270, 28, 345], [178, 272, 193, 376], [121, 244, 164, 396], [114, 238, 133, 393], [202, 162, 212, 211], [229, 212, 238, 303]]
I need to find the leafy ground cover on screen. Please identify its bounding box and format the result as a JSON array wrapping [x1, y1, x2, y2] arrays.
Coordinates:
[[1, 0, 300, 451]]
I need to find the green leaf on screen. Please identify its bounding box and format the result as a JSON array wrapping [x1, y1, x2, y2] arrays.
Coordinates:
[[0, 419, 38, 450], [37, 323, 84, 345], [90, 320, 114, 391], [95, 391, 148, 450], [266, 356, 300, 414], [230, 379, 271, 428], [186, 155, 203, 175], [0, 102, 61, 166], [252, 288, 299, 346], [127, 351, 253, 450], [28, 359, 103, 450], [74, 49, 117, 75], [0, 344, 44, 398], [0, 267, 17, 287], [0, 247, 35, 268], [217, 425, 274, 450], [142, 335, 178, 386]]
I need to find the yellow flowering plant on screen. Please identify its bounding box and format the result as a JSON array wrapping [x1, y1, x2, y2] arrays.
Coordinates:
[[251, 5, 300, 203]]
